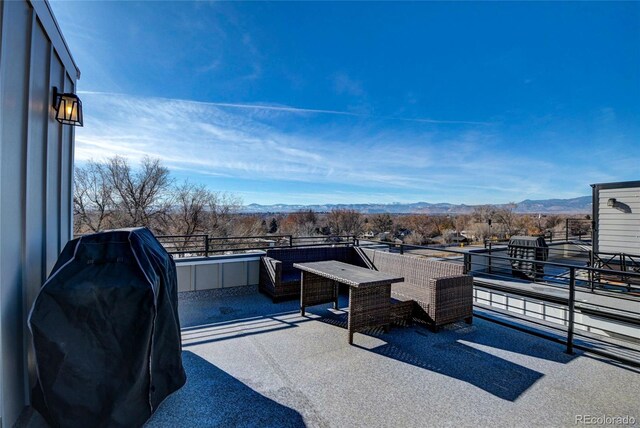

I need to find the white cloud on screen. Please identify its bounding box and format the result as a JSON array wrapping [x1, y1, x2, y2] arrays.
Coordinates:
[[79, 91, 493, 126], [74, 92, 628, 204]]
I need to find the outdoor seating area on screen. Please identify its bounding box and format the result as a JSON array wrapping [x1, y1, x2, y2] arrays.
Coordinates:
[[259, 246, 367, 301], [361, 248, 474, 330], [260, 247, 475, 339]]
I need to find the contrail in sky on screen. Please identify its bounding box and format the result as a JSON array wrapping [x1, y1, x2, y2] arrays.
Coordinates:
[[79, 91, 492, 125]]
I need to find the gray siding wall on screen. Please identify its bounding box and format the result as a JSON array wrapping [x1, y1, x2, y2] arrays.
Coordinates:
[[0, 1, 79, 426], [596, 186, 640, 255]]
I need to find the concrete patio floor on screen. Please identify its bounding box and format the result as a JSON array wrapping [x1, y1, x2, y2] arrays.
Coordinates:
[[141, 287, 640, 428]]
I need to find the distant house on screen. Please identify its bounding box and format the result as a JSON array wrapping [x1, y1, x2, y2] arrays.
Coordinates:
[[591, 180, 640, 256], [451, 235, 470, 244]]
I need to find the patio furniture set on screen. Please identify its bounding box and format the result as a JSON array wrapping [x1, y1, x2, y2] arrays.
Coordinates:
[[259, 246, 474, 343]]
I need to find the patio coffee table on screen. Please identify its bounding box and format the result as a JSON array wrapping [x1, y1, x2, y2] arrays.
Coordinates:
[[294, 260, 404, 344]]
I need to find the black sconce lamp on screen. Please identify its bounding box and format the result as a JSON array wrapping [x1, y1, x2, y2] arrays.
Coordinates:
[[607, 197, 632, 213], [53, 87, 83, 126]]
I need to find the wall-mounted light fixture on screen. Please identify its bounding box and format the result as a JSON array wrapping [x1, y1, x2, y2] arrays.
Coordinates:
[[607, 197, 632, 213], [52, 87, 83, 126]]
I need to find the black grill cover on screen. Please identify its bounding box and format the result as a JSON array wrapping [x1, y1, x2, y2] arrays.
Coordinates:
[[28, 228, 186, 428], [507, 236, 549, 280]]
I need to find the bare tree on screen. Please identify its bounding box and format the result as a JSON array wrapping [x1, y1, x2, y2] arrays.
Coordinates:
[[545, 215, 564, 231], [454, 214, 470, 235], [326, 209, 362, 236], [469, 222, 492, 242], [172, 181, 215, 237], [517, 214, 543, 235], [370, 213, 393, 234], [106, 156, 173, 231], [74, 160, 114, 233], [493, 202, 519, 237], [206, 192, 242, 237], [230, 215, 266, 237], [279, 210, 319, 236], [402, 215, 436, 245], [429, 215, 454, 237], [471, 205, 496, 223]]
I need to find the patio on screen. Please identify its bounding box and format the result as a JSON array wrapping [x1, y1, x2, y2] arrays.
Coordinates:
[[125, 288, 636, 427], [20, 282, 639, 428]]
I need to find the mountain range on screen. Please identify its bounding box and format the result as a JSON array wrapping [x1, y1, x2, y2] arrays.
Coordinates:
[[242, 196, 592, 214]]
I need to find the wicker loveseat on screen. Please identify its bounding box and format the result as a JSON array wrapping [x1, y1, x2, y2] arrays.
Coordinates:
[[359, 248, 473, 330], [259, 246, 367, 302]]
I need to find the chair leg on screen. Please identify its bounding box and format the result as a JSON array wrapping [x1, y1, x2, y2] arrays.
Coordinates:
[[464, 316, 473, 325]]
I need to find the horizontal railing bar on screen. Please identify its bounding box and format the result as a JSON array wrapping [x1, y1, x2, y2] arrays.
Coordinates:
[[392, 242, 640, 278]]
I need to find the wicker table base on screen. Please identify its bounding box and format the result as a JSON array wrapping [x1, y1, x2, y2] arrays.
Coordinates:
[[300, 271, 338, 314], [295, 261, 403, 345], [348, 283, 391, 344]]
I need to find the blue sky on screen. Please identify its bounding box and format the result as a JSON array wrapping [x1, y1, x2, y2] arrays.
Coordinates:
[[50, 1, 640, 205]]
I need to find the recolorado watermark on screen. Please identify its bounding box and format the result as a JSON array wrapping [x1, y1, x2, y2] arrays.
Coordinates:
[[575, 414, 636, 426]]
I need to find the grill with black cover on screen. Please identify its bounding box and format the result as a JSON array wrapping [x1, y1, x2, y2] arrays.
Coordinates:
[[507, 235, 549, 280], [28, 228, 186, 428]]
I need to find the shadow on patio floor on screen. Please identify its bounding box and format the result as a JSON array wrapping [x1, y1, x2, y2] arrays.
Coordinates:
[[315, 307, 577, 402], [147, 351, 305, 428]]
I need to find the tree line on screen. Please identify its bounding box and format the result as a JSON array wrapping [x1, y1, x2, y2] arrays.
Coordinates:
[[74, 157, 587, 245], [74, 156, 240, 236]]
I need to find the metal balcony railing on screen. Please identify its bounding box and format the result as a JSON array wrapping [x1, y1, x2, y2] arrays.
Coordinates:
[[156, 234, 358, 258]]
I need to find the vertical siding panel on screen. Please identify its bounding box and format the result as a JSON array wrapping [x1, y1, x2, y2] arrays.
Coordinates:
[[23, 18, 50, 402], [0, 0, 4, 419], [45, 53, 63, 275], [59, 75, 73, 246], [68, 81, 75, 241], [0, 2, 31, 425]]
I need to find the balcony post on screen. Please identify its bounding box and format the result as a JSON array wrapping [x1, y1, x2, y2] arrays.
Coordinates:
[[566, 266, 576, 354], [463, 253, 471, 274], [488, 242, 493, 274]]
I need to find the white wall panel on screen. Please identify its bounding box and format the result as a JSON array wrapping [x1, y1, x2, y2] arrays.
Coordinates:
[[596, 186, 640, 255]]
